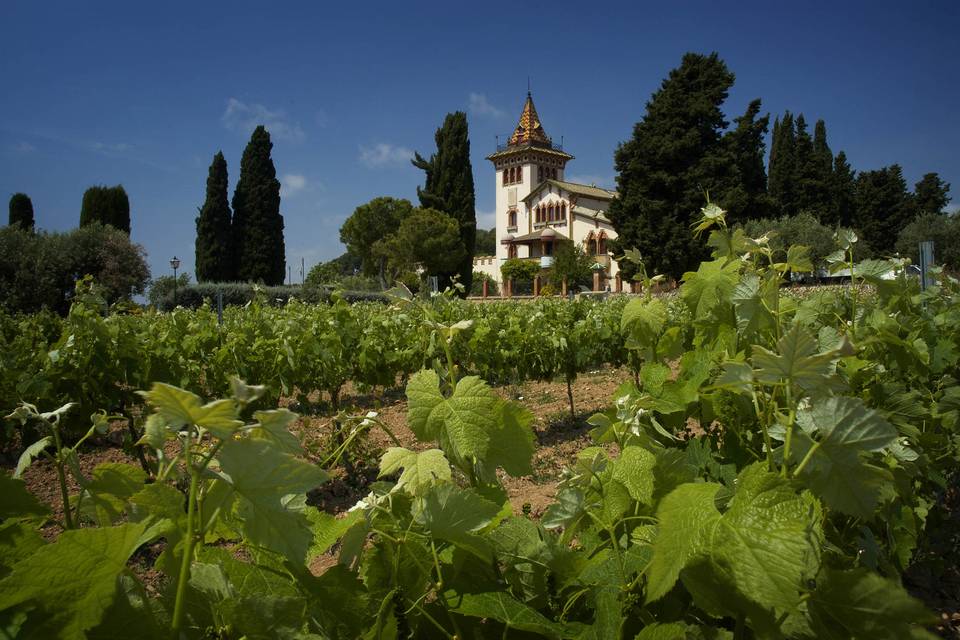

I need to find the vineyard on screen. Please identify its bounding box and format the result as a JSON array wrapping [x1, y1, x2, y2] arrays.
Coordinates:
[[1, 206, 959, 639]]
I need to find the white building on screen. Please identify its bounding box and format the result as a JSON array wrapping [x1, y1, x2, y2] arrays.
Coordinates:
[[473, 92, 621, 293]]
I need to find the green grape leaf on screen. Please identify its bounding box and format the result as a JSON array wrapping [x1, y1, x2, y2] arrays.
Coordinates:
[[710, 464, 822, 613], [414, 484, 499, 559], [447, 591, 567, 639], [128, 482, 186, 577], [80, 463, 147, 526], [484, 400, 536, 478], [791, 396, 897, 518], [407, 370, 534, 477], [0, 521, 45, 579], [633, 622, 689, 640], [621, 298, 666, 350], [681, 258, 739, 318], [217, 438, 329, 563], [0, 521, 160, 640], [141, 382, 242, 438], [752, 323, 841, 394], [378, 447, 452, 496], [647, 482, 723, 602], [611, 447, 656, 505], [807, 567, 936, 639], [640, 362, 671, 395], [250, 409, 302, 454], [308, 510, 364, 558], [0, 472, 49, 520], [407, 370, 495, 461], [731, 274, 777, 338], [14, 436, 52, 479]]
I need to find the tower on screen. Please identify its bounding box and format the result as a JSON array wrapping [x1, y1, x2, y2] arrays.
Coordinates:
[[486, 93, 573, 263]]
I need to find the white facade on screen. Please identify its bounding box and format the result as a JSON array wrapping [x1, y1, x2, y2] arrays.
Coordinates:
[[473, 93, 620, 290]]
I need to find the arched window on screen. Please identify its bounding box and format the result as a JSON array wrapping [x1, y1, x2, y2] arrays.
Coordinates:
[[502, 169, 507, 186], [560, 203, 566, 221], [508, 209, 517, 228], [516, 166, 522, 183], [538, 166, 544, 183], [598, 233, 607, 256], [585, 232, 596, 255], [508, 243, 517, 259]]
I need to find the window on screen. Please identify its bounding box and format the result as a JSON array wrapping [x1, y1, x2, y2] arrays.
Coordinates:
[[598, 233, 607, 255], [508, 243, 517, 259], [538, 166, 544, 183], [560, 203, 566, 221], [508, 209, 517, 228], [502, 170, 507, 186]]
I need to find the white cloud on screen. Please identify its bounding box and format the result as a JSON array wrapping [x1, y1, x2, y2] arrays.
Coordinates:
[[468, 93, 504, 118], [566, 174, 615, 189], [222, 97, 306, 143], [14, 141, 36, 153], [358, 143, 414, 168], [281, 173, 308, 197], [475, 208, 496, 229]]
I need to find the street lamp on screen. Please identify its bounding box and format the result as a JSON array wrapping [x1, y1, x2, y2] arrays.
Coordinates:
[[170, 256, 181, 308]]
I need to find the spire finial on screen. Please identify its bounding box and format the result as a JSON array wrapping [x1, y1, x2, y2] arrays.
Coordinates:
[[527, 76, 531, 95]]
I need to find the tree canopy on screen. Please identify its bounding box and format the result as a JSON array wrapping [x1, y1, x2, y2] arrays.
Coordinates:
[[381, 208, 466, 285], [195, 151, 234, 282], [79, 185, 131, 233], [853, 165, 913, 255], [607, 52, 736, 280], [8, 193, 34, 231], [339, 197, 414, 289], [0, 222, 149, 314], [232, 126, 285, 285], [412, 111, 476, 294]]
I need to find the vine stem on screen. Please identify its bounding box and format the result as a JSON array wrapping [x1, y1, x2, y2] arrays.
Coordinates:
[[50, 422, 74, 530], [781, 385, 796, 478], [792, 441, 822, 478], [170, 428, 199, 640]]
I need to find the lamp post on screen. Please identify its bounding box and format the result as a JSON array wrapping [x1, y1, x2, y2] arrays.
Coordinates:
[[170, 256, 181, 308]]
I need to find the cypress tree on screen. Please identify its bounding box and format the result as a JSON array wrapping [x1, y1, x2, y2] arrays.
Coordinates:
[[195, 152, 234, 282], [411, 111, 476, 295], [853, 164, 912, 254], [232, 126, 285, 285], [768, 112, 797, 216], [607, 52, 735, 280], [719, 98, 773, 223], [79, 185, 130, 233], [8, 193, 34, 230], [792, 115, 817, 213], [830, 151, 856, 227]]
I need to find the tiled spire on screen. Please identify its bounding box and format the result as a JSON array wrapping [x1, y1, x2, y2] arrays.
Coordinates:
[[508, 92, 551, 146]]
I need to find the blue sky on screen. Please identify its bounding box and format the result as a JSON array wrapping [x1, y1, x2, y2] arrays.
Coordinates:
[[1, 0, 957, 282]]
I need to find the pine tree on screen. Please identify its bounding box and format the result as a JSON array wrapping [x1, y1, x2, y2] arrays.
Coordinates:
[[607, 52, 735, 280], [231, 126, 285, 285], [912, 173, 951, 214], [194, 152, 234, 282], [853, 165, 912, 255], [829, 151, 856, 227], [411, 111, 476, 294], [768, 112, 797, 216], [8, 193, 34, 231], [79, 185, 130, 233]]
